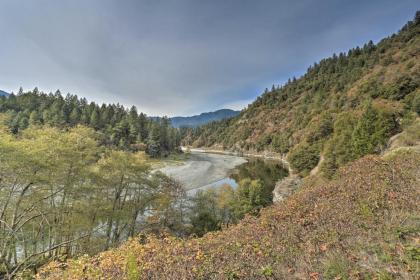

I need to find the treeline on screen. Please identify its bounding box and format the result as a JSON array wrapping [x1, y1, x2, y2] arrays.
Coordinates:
[[182, 12, 420, 177], [0, 89, 181, 157]]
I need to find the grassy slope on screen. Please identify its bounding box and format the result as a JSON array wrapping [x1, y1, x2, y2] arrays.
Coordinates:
[[37, 147, 419, 279]]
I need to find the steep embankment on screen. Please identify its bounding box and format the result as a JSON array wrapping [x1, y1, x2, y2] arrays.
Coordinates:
[[38, 148, 419, 279], [183, 13, 420, 177]]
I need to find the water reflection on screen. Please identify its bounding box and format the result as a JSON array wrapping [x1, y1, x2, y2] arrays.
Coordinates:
[[187, 158, 288, 200]]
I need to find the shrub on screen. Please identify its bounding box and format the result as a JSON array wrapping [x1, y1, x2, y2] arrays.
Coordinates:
[[287, 142, 320, 175]]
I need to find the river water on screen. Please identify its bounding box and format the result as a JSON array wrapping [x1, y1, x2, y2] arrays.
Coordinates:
[[159, 151, 288, 197]]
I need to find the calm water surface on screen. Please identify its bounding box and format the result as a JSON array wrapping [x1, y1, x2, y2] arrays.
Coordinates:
[[187, 157, 288, 198]]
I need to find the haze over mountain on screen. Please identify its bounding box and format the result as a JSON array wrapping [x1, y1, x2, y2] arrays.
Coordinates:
[[170, 109, 240, 128], [0, 90, 9, 97]]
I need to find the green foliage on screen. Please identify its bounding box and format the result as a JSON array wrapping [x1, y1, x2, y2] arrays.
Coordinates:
[[322, 103, 400, 178], [307, 114, 334, 144], [233, 179, 267, 218], [0, 125, 186, 277], [352, 101, 399, 157], [231, 158, 288, 203], [352, 102, 379, 156], [189, 190, 222, 236], [412, 91, 420, 114], [321, 112, 357, 177], [0, 90, 181, 156], [323, 254, 350, 280], [271, 132, 291, 154], [189, 178, 270, 236], [127, 253, 140, 280], [287, 142, 320, 175], [260, 265, 273, 277]]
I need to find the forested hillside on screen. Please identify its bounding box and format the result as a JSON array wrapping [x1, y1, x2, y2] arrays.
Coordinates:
[[183, 12, 420, 177], [170, 109, 240, 128], [0, 90, 180, 157]]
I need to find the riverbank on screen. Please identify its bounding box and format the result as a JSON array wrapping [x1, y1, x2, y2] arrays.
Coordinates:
[[181, 146, 292, 172], [158, 151, 247, 190], [181, 147, 302, 202]]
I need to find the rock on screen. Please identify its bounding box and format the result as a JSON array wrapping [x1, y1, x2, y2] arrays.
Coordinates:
[[272, 175, 302, 203]]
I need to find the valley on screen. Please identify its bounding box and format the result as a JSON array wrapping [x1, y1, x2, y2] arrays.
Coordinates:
[[0, 7, 418, 280]]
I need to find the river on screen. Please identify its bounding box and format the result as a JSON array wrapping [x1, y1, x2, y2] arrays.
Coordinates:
[[159, 151, 288, 197]]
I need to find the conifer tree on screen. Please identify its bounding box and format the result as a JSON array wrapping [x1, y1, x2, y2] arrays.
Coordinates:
[[29, 110, 42, 125], [90, 108, 101, 129], [352, 101, 377, 157]]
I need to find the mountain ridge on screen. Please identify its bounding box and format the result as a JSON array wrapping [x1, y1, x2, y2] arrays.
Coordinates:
[[170, 108, 240, 128], [0, 90, 9, 97]]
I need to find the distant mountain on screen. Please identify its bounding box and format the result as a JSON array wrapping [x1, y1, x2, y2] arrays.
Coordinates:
[[170, 109, 240, 128], [0, 90, 9, 97]]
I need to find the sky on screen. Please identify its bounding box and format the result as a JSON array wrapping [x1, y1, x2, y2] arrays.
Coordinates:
[[0, 1, 418, 116]]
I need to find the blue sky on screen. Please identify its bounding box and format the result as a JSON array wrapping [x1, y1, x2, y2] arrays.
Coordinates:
[[0, 0, 418, 116]]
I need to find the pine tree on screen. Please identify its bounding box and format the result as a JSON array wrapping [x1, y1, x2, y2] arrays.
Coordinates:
[[90, 108, 101, 129], [138, 113, 148, 141], [128, 106, 140, 142], [29, 110, 42, 125], [147, 122, 161, 157], [69, 107, 81, 125]]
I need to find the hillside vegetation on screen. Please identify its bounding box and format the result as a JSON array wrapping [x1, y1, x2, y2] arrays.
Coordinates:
[[37, 146, 420, 279], [183, 13, 420, 177]]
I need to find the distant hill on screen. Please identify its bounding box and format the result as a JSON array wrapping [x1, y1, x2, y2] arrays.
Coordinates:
[[0, 90, 9, 97], [170, 109, 240, 128]]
